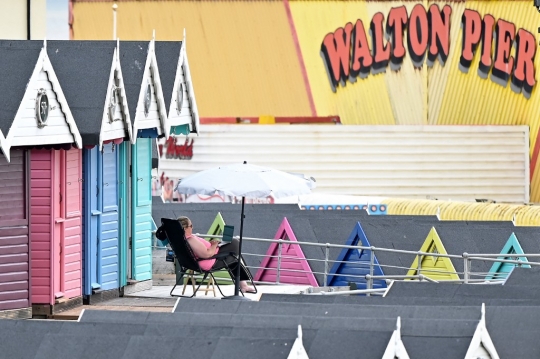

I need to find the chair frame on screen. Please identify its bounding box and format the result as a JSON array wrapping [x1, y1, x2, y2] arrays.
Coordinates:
[[158, 218, 257, 298]]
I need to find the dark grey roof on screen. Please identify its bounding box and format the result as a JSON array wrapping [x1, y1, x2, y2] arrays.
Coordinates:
[[0, 40, 43, 135], [505, 267, 540, 286], [386, 280, 540, 302], [118, 41, 150, 121], [154, 41, 181, 112], [433, 221, 515, 275], [259, 292, 540, 307], [308, 216, 441, 277], [47, 40, 118, 146], [509, 226, 540, 253]]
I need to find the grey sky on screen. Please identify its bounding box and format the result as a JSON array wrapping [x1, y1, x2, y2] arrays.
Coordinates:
[[46, 0, 69, 40]]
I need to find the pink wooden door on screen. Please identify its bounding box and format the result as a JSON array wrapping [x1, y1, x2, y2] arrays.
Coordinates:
[[62, 148, 82, 299], [52, 150, 65, 299], [51, 149, 82, 301]]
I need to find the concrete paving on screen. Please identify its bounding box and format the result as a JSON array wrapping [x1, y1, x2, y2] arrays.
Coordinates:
[[125, 284, 312, 301]]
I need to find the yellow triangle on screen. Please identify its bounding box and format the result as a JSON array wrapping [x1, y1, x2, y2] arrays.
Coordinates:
[[205, 212, 226, 240], [406, 227, 460, 281]]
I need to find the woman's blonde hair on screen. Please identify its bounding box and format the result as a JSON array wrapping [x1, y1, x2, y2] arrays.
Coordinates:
[[177, 216, 191, 229]]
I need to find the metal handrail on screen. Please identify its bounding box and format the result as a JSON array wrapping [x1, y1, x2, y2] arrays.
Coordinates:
[[187, 232, 540, 288]]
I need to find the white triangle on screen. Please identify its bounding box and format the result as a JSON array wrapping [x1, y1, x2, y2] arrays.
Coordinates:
[[287, 325, 309, 359]]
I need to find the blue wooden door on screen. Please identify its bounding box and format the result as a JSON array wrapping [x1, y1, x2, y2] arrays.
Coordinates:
[[99, 143, 120, 290], [131, 139, 152, 281], [118, 142, 129, 287], [83, 148, 100, 296]]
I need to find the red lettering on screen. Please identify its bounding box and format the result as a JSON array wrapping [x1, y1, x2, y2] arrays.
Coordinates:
[[492, 19, 515, 85], [321, 23, 353, 91], [407, 4, 429, 67], [350, 19, 372, 78], [479, 14, 495, 77], [370, 12, 390, 72], [460, 9, 482, 71], [512, 28, 536, 97], [386, 6, 408, 70], [427, 4, 452, 66]]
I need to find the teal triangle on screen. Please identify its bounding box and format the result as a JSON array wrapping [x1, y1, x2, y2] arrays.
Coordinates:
[[486, 233, 530, 280]]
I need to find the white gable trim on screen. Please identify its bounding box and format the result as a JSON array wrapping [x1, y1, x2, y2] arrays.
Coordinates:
[[465, 304, 500, 359], [99, 46, 133, 149], [382, 317, 410, 359], [0, 129, 7, 162], [181, 30, 200, 135], [132, 39, 168, 143], [167, 31, 200, 136], [287, 325, 309, 359], [4, 45, 82, 160]]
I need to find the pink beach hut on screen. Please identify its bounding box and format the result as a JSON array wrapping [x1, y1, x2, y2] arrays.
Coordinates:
[[254, 218, 318, 286], [1, 40, 83, 315]]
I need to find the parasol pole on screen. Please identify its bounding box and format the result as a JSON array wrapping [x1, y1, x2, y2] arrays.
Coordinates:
[[234, 195, 246, 297]]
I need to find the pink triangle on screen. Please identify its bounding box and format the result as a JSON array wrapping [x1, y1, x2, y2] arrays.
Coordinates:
[[254, 217, 318, 286]]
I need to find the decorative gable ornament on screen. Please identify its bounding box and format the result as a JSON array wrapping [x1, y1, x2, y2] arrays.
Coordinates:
[[108, 84, 122, 124], [35, 88, 50, 128], [144, 79, 152, 118]]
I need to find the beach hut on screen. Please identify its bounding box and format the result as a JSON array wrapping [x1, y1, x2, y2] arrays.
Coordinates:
[[47, 40, 133, 301], [0, 126, 30, 318], [485, 233, 530, 281], [326, 222, 385, 289], [0, 40, 83, 316], [119, 39, 168, 290], [155, 33, 200, 137], [254, 217, 318, 286]]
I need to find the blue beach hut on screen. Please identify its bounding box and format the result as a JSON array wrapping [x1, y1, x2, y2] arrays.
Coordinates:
[[327, 222, 386, 289], [119, 39, 169, 289]]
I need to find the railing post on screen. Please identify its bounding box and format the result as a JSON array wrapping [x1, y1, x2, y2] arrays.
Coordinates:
[[463, 252, 469, 284], [276, 240, 283, 284], [417, 253, 422, 278], [367, 246, 375, 296], [324, 244, 329, 286]]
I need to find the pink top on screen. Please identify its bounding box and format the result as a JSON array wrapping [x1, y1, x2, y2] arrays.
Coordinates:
[[188, 235, 218, 271]]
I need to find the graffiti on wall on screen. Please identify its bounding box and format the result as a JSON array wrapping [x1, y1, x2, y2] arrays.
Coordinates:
[[158, 136, 194, 160], [321, 4, 536, 98]]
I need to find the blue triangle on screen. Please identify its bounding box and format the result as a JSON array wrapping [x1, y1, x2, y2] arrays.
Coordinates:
[[486, 233, 530, 280], [327, 222, 386, 289]]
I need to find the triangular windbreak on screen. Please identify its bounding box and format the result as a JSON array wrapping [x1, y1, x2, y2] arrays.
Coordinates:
[[254, 217, 318, 286], [327, 222, 385, 289], [485, 233, 530, 281], [204, 212, 230, 285], [406, 227, 459, 281]]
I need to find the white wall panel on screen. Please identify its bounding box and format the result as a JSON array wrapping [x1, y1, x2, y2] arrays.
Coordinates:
[[158, 125, 529, 203]]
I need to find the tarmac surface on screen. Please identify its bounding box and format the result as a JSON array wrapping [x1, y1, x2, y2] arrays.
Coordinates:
[[53, 284, 312, 319]]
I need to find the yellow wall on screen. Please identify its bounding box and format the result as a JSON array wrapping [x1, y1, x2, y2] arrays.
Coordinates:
[[383, 198, 540, 226], [290, 1, 540, 133], [72, 1, 313, 118]]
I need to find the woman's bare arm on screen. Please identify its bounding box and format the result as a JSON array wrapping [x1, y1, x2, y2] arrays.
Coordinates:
[[187, 237, 219, 259]]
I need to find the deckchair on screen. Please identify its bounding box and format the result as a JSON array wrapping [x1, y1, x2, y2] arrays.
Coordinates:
[[158, 218, 256, 298]]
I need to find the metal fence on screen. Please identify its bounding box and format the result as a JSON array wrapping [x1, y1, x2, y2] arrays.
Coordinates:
[[191, 233, 539, 292]]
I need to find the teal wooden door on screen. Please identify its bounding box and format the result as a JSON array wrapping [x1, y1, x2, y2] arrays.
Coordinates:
[[118, 142, 129, 286], [131, 139, 152, 281]]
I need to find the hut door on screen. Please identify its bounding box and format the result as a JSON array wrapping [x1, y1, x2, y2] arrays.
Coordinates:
[[83, 148, 100, 296], [52, 150, 65, 299], [51, 149, 83, 300], [131, 139, 152, 281], [99, 143, 120, 290], [118, 142, 130, 285]]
